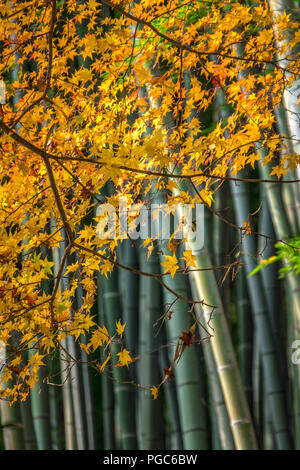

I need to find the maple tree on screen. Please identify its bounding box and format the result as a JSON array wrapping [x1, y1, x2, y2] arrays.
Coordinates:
[[0, 0, 299, 451]]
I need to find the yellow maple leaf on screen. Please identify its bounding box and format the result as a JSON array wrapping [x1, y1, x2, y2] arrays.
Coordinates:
[[161, 253, 179, 278], [116, 319, 126, 338], [150, 385, 159, 400], [242, 221, 252, 235], [182, 249, 197, 268], [28, 352, 46, 368], [115, 348, 134, 368], [99, 353, 111, 373], [88, 326, 110, 351]]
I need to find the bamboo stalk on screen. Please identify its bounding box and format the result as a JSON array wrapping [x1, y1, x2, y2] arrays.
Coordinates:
[[157, 238, 209, 450], [67, 280, 88, 450], [119, 240, 139, 381], [252, 332, 263, 447], [29, 355, 52, 450], [137, 247, 147, 450], [19, 397, 37, 450], [47, 354, 64, 449], [0, 400, 24, 450], [101, 268, 138, 450], [259, 161, 300, 317], [235, 272, 253, 413], [158, 337, 183, 450], [80, 335, 96, 450], [186, 237, 258, 450], [190, 285, 235, 450], [258, 195, 281, 339], [52, 236, 76, 450], [137, 244, 165, 449], [274, 105, 299, 234], [263, 377, 275, 450], [97, 273, 116, 450]]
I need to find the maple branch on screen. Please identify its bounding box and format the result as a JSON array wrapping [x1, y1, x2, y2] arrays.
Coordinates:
[[72, 157, 300, 184], [1, 119, 299, 185], [42, 157, 74, 242]]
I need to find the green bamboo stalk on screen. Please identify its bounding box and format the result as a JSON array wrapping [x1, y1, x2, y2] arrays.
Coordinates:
[[284, 275, 300, 449], [252, 332, 263, 447], [97, 273, 116, 450], [60, 344, 77, 449], [259, 158, 300, 450], [137, 244, 164, 449], [156, 238, 209, 450], [210, 403, 221, 450], [258, 195, 281, 339], [158, 337, 183, 450], [19, 396, 37, 450], [144, 85, 209, 450], [236, 272, 253, 411], [29, 355, 51, 450], [213, 186, 232, 320], [96, 181, 137, 449], [119, 240, 139, 378], [190, 204, 235, 450], [101, 268, 137, 450], [214, 83, 292, 448], [190, 284, 235, 450], [65, 274, 88, 450], [67, 335, 87, 450], [57, 234, 89, 450], [80, 334, 96, 450], [42, 241, 64, 450], [47, 354, 64, 449], [258, 193, 290, 422], [28, 246, 52, 450], [259, 161, 300, 317], [186, 236, 258, 450], [203, 201, 229, 450], [263, 376, 275, 450], [274, 105, 299, 235], [52, 237, 76, 450], [0, 400, 24, 450]]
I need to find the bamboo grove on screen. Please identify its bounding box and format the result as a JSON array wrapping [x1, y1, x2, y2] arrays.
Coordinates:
[[0, 0, 299, 451]]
